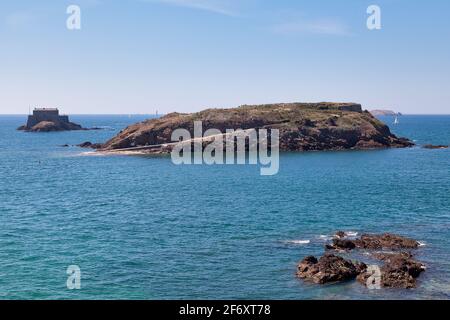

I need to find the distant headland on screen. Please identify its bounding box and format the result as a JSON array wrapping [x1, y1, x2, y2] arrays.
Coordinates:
[[370, 109, 402, 116], [90, 102, 413, 153], [18, 108, 92, 132]]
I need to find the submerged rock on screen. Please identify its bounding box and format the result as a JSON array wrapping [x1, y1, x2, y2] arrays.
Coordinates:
[[77, 141, 103, 149], [423, 144, 448, 149]]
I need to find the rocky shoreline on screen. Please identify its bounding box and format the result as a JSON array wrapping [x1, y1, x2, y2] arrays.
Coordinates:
[[297, 232, 426, 289]]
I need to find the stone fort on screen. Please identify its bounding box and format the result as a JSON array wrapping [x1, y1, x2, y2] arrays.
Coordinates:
[[26, 108, 70, 128]]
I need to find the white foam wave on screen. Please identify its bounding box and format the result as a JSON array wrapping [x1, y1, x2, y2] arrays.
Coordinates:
[[284, 240, 310, 245], [77, 151, 107, 157], [345, 231, 358, 237]]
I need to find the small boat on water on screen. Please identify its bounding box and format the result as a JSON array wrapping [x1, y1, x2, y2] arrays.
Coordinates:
[[394, 114, 400, 125]]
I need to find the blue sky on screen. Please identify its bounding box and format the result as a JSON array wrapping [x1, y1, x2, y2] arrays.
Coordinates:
[[1, 0, 449, 114]]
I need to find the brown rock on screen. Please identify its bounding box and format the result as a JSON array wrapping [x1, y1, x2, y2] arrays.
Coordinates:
[[303, 232, 426, 289], [325, 238, 356, 251], [354, 233, 419, 250], [77, 141, 103, 149], [326, 233, 419, 251], [297, 254, 362, 284], [376, 252, 426, 279], [21, 120, 83, 132], [371, 251, 413, 261], [357, 252, 426, 289]]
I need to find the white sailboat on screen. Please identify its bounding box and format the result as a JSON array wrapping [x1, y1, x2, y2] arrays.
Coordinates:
[[394, 114, 399, 125]]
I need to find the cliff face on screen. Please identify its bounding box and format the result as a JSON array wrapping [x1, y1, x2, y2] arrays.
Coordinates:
[[101, 102, 413, 151]]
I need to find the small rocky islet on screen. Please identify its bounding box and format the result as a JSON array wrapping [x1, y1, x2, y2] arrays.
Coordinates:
[[17, 108, 98, 132], [297, 232, 426, 289], [96, 102, 414, 153]]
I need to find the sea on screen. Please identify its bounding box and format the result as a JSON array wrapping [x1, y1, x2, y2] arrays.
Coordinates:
[[0, 114, 449, 300]]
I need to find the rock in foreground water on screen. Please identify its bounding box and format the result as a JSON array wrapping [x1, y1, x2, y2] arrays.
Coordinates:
[[326, 233, 419, 251], [298, 232, 425, 289], [297, 254, 365, 284], [357, 252, 426, 289]]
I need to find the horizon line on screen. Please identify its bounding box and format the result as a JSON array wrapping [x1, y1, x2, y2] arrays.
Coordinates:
[[1, 113, 450, 116]]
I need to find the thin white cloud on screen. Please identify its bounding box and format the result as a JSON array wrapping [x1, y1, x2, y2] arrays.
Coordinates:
[[146, 0, 237, 16], [272, 19, 351, 36]]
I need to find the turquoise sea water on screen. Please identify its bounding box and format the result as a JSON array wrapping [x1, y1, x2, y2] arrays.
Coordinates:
[[0, 114, 449, 300]]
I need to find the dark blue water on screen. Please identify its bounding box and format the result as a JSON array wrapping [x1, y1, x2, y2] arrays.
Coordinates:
[[0, 115, 449, 299]]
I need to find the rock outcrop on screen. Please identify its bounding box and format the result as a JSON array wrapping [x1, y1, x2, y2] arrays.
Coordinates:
[[77, 141, 104, 149], [18, 120, 83, 132], [325, 238, 356, 251], [354, 234, 419, 250], [325, 233, 419, 251], [297, 232, 426, 289], [99, 102, 413, 152], [297, 254, 365, 284], [357, 252, 426, 289]]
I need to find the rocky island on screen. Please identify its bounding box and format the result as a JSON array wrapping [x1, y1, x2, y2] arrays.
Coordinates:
[[18, 108, 87, 132], [96, 102, 413, 153]]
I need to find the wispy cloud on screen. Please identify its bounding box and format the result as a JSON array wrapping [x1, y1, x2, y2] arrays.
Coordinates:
[[145, 0, 237, 16], [272, 19, 351, 36]]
